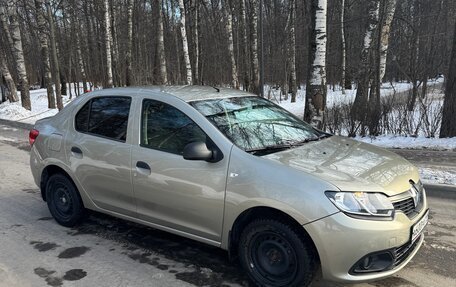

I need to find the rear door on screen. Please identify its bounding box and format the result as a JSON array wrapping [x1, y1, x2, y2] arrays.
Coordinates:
[[131, 97, 230, 243], [66, 96, 136, 217]]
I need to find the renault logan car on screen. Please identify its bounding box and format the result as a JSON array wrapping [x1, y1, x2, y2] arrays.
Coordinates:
[[30, 86, 428, 287]]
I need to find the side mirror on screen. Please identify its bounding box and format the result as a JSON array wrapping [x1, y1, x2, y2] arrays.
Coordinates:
[[183, 141, 213, 162]]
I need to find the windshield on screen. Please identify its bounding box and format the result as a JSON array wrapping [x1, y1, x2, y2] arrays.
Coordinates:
[[190, 96, 328, 155]]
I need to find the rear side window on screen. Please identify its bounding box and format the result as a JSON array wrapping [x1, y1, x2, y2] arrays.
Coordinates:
[[75, 97, 131, 142]]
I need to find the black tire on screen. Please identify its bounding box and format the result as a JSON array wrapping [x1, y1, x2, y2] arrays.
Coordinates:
[[239, 219, 317, 287], [46, 173, 85, 227]]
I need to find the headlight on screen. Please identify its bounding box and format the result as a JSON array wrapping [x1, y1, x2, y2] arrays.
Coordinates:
[[325, 191, 394, 218]]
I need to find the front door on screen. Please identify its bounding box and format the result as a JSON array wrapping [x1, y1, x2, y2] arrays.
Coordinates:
[[131, 99, 229, 242]]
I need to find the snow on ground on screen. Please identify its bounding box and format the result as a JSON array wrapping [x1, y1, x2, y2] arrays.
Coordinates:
[[356, 135, 456, 151], [419, 167, 456, 185], [0, 89, 74, 124], [271, 77, 445, 118]]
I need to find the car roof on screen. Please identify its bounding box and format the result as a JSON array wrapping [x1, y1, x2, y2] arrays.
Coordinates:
[[89, 85, 256, 102]]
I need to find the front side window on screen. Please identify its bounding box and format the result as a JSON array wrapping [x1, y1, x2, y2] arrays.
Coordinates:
[[141, 99, 207, 154], [190, 96, 327, 155], [75, 97, 131, 142]]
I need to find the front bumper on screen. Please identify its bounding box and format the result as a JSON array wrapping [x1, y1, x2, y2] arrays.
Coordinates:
[[304, 200, 428, 282]]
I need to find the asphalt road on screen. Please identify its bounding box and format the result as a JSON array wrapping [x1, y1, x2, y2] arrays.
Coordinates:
[[0, 125, 455, 287]]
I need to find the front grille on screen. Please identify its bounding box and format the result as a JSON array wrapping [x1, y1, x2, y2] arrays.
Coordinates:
[[393, 236, 421, 267], [392, 181, 424, 218], [393, 198, 416, 217]]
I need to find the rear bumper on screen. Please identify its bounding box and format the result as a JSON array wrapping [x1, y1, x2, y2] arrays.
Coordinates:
[[30, 145, 45, 192], [304, 201, 428, 282]]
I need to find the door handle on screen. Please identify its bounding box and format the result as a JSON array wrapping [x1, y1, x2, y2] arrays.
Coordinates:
[[136, 161, 151, 171], [70, 146, 83, 158], [71, 146, 82, 154]]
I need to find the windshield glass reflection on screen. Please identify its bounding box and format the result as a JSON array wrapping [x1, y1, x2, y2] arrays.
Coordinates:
[[190, 96, 325, 154]]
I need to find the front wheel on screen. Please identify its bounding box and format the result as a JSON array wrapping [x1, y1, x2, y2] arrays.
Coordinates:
[[239, 219, 317, 287], [46, 173, 85, 227]]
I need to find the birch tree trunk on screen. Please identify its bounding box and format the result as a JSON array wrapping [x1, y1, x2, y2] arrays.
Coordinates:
[[46, 1, 63, 110], [171, 0, 181, 84], [240, 0, 250, 91], [192, 0, 199, 84], [368, 0, 397, 135], [340, 0, 346, 95], [35, 0, 56, 109], [156, 0, 167, 84], [223, 0, 239, 89], [289, 0, 297, 102], [110, 1, 120, 86], [351, 0, 380, 121], [440, 19, 456, 138], [0, 6, 14, 54], [72, 2, 88, 93], [178, 0, 193, 85], [104, 0, 114, 88], [125, 0, 134, 86], [304, 0, 328, 129], [250, 0, 260, 95], [379, 0, 397, 81], [407, 0, 420, 111], [0, 51, 18, 102], [8, 1, 31, 110]]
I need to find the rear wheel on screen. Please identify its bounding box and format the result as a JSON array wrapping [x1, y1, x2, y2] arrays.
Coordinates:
[[46, 173, 85, 227], [239, 219, 316, 287]]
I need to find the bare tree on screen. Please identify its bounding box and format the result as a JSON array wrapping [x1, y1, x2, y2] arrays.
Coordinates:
[[367, 0, 397, 135], [157, 0, 167, 85], [0, 50, 18, 102], [110, 1, 120, 86], [71, 1, 87, 93], [440, 19, 456, 137], [249, 0, 260, 94], [125, 0, 134, 86], [7, 1, 31, 110], [240, 0, 250, 91], [104, 0, 114, 88], [289, 0, 298, 102], [351, 0, 380, 121], [46, 0, 63, 110], [340, 0, 346, 94], [178, 0, 193, 85], [35, 0, 55, 108], [223, 0, 239, 89], [305, 0, 328, 128], [379, 0, 397, 81], [0, 6, 14, 53], [191, 0, 199, 84]]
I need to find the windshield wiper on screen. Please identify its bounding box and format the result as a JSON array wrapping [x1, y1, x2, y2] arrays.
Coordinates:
[[246, 145, 295, 156], [246, 140, 312, 155], [245, 134, 332, 156], [305, 133, 332, 142]]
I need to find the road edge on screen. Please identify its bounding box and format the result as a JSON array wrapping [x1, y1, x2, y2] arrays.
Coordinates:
[[0, 119, 33, 130]]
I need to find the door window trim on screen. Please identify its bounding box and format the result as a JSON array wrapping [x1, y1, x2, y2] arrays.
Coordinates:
[[74, 96, 132, 143], [139, 98, 216, 156]]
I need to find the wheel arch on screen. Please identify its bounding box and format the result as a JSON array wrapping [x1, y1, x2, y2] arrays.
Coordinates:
[[40, 164, 78, 202], [227, 206, 320, 264]]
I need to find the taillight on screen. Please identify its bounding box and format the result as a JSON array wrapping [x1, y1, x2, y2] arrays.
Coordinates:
[[29, 129, 39, 146]]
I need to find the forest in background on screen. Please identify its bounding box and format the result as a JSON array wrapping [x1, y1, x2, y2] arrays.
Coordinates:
[[0, 0, 455, 137]]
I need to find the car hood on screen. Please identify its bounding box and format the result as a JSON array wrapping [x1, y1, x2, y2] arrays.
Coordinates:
[[263, 136, 419, 196]]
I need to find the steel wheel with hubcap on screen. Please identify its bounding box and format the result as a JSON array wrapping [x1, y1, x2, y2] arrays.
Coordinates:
[[239, 219, 317, 287]]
